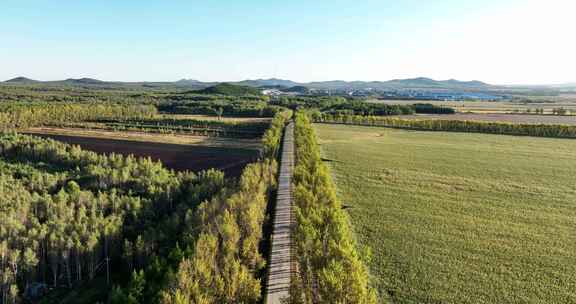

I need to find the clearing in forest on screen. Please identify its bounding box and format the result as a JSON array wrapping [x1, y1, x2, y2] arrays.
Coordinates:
[[28, 133, 259, 177]]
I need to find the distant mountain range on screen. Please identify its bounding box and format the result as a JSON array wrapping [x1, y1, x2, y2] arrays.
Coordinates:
[[1, 76, 499, 90]]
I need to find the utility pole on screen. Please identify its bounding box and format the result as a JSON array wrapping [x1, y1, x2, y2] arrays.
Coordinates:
[[105, 257, 110, 285]]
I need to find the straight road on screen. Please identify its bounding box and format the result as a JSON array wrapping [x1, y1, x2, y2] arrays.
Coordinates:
[[265, 122, 294, 304]]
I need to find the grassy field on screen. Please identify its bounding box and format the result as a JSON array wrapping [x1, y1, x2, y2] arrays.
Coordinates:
[[314, 123, 576, 304]]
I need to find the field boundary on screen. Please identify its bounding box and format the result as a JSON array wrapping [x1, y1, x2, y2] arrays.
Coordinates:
[[315, 121, 576, 139], [264, 122, 294, 304]]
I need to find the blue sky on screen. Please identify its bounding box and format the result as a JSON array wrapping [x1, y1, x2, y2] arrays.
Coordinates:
[[1, 0, 574, 84]]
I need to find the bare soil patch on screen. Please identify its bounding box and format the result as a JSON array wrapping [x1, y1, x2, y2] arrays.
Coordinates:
[[25, 127, 262, 149], [28, 133, 259, 177]]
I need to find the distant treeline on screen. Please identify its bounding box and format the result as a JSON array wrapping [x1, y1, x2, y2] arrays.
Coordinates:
[[292, 112, 377, 303], [270, 96, 349, 109], [0, 84, 266, 105], [413, 103, 456, 114], [316, 114, 576, 138], [271, 96, 454, 115], [194, 83, 262, 96], [322, 102, 454, 115], [158, 100, 283, 117], [0, 102, 157, 131]]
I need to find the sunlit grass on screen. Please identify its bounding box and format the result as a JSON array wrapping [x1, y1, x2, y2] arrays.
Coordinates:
[[315, 123, 576, 304]]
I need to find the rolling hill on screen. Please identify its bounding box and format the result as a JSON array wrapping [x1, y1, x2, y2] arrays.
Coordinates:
[[194, 83, 262, 95], [2, 76, 497, 91]]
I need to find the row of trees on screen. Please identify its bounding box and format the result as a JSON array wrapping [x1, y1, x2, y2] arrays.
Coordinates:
[[0, 133, 226, 303], [0, 102, 157, 131], [413, 103, 456, 114], [316, 114, 576, 138], [321, 102, 455, 116], [158, 100, 282, 118], [109, 110, 292, 303], [292, 112, 377, 303], [270, 96, 455, 116], [322, 101, 415, 116], [62, 117, 271, 139], [511, 108, 572, 115], [159, 110, 292, 303]]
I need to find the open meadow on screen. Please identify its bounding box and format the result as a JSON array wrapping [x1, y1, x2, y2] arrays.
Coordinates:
[[315, 123, 576, 303]]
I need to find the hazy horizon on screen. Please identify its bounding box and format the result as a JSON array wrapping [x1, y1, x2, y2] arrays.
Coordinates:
[[2, 0, 575, 85]]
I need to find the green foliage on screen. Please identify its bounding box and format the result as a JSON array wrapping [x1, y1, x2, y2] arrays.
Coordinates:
[[316, 113, 576, 138], [412, 103, 455, 114], [160, 111, 290, 303], [0, 133, 225, 303], [158, 100, 282, 118], [195, 83, 262, 96], [322, 100, 415, 116], [75, 117, 271, 139], [291, 112, 377, 304], [262, 110, 293, 158], [0, 102, 157, 130], [127, 270, 146, 304], [270, 97, 455, 116], [270, 96, 349, 110]]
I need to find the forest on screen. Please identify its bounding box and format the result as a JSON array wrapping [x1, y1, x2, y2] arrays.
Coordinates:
[[157, 100, 282, 118], [0, 104, 292, 303]]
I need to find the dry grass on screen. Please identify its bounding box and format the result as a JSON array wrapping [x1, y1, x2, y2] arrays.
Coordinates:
[[368, 99, 576, 114], [396, 113, 576, 125], [157, 114, 272, 122]]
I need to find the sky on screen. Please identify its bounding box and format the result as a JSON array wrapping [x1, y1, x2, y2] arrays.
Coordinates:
[[1, 0, 575, 85]]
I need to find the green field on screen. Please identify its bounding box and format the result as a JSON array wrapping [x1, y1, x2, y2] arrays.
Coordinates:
[[314, 123, 576, 304]]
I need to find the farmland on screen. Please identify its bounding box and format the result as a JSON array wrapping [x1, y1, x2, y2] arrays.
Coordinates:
[[2, 80, 576, 304], [369, 98, 576, 114], [396, 113, 576, 125], [27, 133, 258, 177], [24, 127, 263, 149], [315, 123, 576, 303]]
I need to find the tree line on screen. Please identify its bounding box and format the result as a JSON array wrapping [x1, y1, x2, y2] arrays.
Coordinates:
[[316, 113, 576, 138], [157, 100, 282, 118], [64, 117, 271, 139], [292, 112, 377, 303], [270, 96, 454, 116], [0, 102, 157, 131], [111, 110, 293, 304]]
